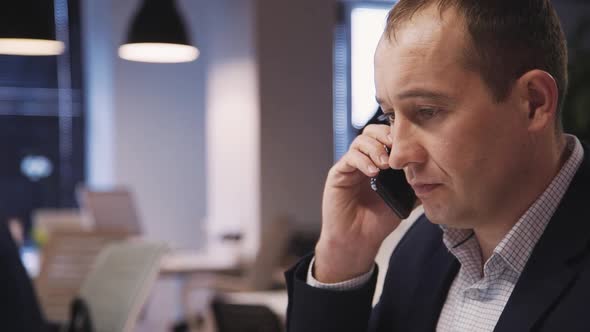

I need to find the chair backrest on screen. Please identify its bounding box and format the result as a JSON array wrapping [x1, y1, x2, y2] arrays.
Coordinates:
[[211, 298, 284, 332], [35, 230, 130, 322], [77, 241, 168, 332], [244, 216, 292, 289], [32, 209, 90, 245], [77, 187, 142, 235]]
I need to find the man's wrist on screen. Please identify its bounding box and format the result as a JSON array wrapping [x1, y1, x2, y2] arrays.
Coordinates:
[[314, 239, 379, 283], [307, 256, 375, 290]]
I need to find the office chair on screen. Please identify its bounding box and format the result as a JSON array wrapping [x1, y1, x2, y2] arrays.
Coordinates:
[[211, 297, 283, 332], [77, 187, 143, 235], [76, 241, 168, 332], [35, 229, 130, 322]]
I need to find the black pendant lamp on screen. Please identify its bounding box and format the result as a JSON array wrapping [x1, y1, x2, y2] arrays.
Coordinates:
[[119, 0, 199, 63], [0, 0, 64, 56]]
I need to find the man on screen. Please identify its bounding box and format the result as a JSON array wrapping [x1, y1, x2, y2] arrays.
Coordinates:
[[286, 0, 590, 331]]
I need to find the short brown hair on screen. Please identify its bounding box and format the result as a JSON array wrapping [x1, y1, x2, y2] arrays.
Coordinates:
[[385, 0, 568, 122]]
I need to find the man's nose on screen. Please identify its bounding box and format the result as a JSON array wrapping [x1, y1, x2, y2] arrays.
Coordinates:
[[388, 118, 426, 170]]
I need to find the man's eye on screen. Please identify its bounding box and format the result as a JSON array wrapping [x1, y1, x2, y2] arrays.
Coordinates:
[[377, 113, 395, 124], [417, 108, 439, 120]]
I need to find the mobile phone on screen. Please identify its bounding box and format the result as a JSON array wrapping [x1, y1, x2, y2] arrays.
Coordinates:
[[370, 164, 417, 219], [367, 109, 417, 219]]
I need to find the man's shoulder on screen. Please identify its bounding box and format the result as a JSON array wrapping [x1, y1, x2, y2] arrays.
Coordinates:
[[393, 214, 444, 256], [385, 214, 453, 274]]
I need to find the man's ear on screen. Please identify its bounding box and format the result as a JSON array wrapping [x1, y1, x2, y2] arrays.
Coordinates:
[[515, 69, 559, 132]]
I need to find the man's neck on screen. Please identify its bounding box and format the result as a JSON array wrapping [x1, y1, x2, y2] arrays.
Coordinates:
[[475, 135, 568, 262]]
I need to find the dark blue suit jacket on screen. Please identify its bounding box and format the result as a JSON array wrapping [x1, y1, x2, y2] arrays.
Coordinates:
[[285, 143, 590, 332]]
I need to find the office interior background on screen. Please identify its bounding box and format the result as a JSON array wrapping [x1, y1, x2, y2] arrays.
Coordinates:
[[0, 0, 588, 331]]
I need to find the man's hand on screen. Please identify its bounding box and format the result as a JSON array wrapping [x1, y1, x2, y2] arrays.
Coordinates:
[[314, 124, 403, 283]]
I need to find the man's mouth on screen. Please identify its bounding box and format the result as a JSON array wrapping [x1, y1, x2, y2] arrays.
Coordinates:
[[410, 182, 441, 197]]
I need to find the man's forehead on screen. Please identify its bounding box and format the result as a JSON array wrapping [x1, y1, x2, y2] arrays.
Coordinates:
[[374, 7, 472, 106], [384, 3, 466, 42], [375, 5, 469, 77], [379, 5, 466, 53], [375, 32, 466, 79]]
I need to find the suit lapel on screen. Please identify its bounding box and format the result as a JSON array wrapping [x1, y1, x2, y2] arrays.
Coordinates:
[[493, 258, 578, 332], [407, 240, 459, 331], [494, 143, 590, 332]]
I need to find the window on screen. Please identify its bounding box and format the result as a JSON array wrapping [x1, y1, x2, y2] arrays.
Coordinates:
[[0, 0, 84, 237], [333, 1, 395, 161]]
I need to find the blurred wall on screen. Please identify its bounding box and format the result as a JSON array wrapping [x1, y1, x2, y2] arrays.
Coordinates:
[[258, 0, 336, 236], [205, 0, 337, 256], [84, 0, 208, 250], [203, 0, 261, 257]]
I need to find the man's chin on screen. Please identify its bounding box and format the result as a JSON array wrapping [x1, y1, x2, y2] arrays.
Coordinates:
[[422, 202, 444, 223], [422, 204, 474, 229]]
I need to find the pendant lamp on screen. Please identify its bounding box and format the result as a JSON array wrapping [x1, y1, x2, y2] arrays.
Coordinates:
[[119, 0, 199, 63], [0, 0, 64, 56]]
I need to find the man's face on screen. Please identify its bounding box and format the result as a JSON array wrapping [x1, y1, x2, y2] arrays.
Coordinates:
[[374, 5, 533, 228]]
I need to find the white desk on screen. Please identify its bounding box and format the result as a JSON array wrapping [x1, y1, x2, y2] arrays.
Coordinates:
[[21, 245, 242, 278], [159, 249, 240, 274]]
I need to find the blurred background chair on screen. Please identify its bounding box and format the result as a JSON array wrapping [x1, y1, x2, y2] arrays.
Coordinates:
[[74, 241, 168, 332], [184, 216, 293, 294], [210, 297, 283, 332], [77, 186, 143, 235], [31, 208, 91, 247], [173, 217, 292, 331], [34, 229, 130, 323]]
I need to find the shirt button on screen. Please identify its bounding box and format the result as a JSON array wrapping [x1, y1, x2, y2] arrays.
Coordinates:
[[465, 289, 481, 300]]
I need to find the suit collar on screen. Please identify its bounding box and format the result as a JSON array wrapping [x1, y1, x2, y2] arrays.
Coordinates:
[[494, 142, 590, 331], [407, 230, 460, 332]]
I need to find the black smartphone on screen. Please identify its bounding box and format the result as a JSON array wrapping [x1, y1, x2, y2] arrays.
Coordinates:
[[367, 108, 417, 219], [370, 164, 417, 219]]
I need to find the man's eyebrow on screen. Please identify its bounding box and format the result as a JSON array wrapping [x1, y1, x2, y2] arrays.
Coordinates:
[[376, 89, 454, 106], [397, 89, 454, 103]]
